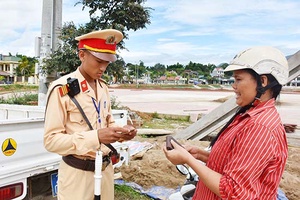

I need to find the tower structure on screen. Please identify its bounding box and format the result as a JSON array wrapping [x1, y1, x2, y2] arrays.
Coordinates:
[[37, 0, 62, 106]]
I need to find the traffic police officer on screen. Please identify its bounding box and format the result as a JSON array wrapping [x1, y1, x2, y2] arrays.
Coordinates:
[[44, 29, 137, 200]]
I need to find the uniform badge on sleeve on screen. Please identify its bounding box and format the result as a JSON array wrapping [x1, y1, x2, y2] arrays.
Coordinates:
[[58, 85, 70, 97]]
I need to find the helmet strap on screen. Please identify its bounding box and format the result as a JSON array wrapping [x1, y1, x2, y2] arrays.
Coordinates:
[[252, 80, 278, 106], [254, 74, 264, 100], [251, 72, 278, 106]]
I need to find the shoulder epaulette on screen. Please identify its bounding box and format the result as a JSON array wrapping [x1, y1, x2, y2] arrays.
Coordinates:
[[58, 84, 70, 97]]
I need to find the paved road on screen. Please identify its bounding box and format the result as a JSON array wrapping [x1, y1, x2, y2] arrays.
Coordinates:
[[109, 88, 300, 125], [109, 89, 233, 116]]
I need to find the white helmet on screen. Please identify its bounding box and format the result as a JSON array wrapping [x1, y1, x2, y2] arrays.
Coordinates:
[[224, 46, 289, 85]]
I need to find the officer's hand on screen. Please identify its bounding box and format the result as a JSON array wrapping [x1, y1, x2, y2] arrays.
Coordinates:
[[118, 125, 137, 142], [97, 126, 136, 144]]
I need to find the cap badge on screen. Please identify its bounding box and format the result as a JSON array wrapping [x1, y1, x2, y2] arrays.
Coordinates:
[[106, 35, 115, 44]]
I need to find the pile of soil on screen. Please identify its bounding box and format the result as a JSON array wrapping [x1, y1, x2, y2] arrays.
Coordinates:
[[118, 135, 203, 189]]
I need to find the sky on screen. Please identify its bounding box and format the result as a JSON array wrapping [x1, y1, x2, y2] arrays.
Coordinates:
[[0, 0, 300, 67]]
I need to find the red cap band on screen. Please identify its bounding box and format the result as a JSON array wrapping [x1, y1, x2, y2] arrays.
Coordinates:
[[78, 38, 116, 54]]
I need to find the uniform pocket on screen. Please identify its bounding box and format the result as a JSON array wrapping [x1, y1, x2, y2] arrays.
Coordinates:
[[69, 110, 85, 125]]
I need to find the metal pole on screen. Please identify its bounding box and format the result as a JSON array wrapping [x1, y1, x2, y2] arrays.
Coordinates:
[[94, 150, 103, 200], [38, 0, 62, 106], [136, 65, 138, 88]]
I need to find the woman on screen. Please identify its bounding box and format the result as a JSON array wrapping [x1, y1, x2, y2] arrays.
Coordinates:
[[164, 46, 289, 199]]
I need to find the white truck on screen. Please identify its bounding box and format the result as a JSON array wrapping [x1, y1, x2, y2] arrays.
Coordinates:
[[0, 104, 128, 200]]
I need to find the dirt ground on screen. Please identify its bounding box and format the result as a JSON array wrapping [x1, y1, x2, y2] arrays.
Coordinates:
[[119, 135, 209, 189], [118, 133, 300, 200]]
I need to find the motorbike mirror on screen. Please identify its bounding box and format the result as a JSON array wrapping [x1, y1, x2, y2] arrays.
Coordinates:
[[176, 165, 189, 175]]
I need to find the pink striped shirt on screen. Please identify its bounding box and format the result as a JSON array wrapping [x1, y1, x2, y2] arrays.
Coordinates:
[[193, 99, 288, 200]]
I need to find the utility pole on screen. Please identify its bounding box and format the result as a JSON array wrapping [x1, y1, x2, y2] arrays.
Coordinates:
[[36, 0, 62, 106], [135, 64, 138, 88]]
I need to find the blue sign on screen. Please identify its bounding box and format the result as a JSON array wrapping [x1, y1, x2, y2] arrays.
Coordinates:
[[51, 173, 58, 197]]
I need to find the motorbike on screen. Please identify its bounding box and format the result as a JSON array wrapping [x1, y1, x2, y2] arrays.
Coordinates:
[[168, 165, 289, 200], [168, 164, 198, 200]]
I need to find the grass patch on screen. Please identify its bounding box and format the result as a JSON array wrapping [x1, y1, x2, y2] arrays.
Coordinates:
[[0, 84, 38, 93], [199, 84, 211, 89], [114, 184, 153, 200], [143, 118, 192, 130], [117, 84, 197, 90], [151, 112, 160, 119], [210, 84, 222, 88], [141, 113, 193, 130], [0, 92, 38, 105]]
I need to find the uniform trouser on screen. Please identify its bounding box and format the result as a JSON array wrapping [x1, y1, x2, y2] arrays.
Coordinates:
[[57, 160, 114, 200]]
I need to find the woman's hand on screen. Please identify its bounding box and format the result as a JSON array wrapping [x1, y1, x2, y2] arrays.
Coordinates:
[[163, 140, 193, 165], [184, 144, 210, 163]]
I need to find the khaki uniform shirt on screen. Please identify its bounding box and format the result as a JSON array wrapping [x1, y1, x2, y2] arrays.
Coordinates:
[[44, 68, 115, 200]]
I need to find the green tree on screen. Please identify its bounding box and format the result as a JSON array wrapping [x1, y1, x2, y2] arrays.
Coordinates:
[[165, 70, 177, 78], [148, 63, 166, 80], [125, 61, 146, 82], [136, 61, 146, 78], [16, 55, 37, 77], [167, 63, 184, 75], [78, 0, 152, 40], [105, 56, 126, 83], [125, 62, 135, 83], [185, 61, 198, 71], [125, 63, 135, 75], [42, 0, 152, 79]]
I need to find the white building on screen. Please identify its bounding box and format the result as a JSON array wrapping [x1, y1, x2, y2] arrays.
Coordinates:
[[0, 55, 21, 83]]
